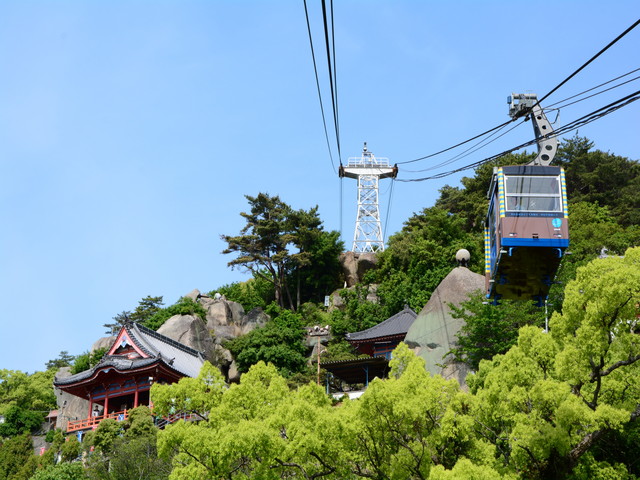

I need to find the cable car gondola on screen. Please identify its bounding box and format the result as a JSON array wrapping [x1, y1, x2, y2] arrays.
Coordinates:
[[484, 94, 569, 305]]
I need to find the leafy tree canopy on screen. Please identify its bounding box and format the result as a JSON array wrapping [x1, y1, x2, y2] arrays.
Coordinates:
[[221, 193, 343, 311], [225, 309, 308, 377]]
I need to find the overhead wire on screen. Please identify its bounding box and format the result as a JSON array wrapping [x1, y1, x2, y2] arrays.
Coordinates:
[[545, 66, 640, 109], [535, 17, 640, 107], [398, 19, 640, 168], [545, 71, 640, 111], [403, 69, 640, 174], [321, 0, 342, 163], [402, 119, 526, 173], [303, 0, 337, 173], [396, 89, 640, 182]]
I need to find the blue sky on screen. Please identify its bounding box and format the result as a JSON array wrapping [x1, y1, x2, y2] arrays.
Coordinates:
[[1, 1, 638, 373]]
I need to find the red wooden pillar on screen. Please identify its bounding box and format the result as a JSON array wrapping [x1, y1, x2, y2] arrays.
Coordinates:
[[88, 397, 93, 419], [134, 383, 139, 408], [104, 393, 109, 416]]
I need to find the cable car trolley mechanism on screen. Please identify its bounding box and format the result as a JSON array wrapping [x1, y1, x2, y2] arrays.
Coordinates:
[[484, 94, 569, 305]]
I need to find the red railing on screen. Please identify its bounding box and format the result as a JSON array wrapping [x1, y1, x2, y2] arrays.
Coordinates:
[[67, 410, 129, 433], [66, 409, 199, 432]]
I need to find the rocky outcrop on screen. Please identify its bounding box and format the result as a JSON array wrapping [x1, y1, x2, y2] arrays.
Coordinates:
[[153, 290, 272, 381], [404, 266, 485, 389], [157, 314, 215, 360], [91, 336, 116, 353], [340, 252, 379, 287], [54, 367, 89, 432]]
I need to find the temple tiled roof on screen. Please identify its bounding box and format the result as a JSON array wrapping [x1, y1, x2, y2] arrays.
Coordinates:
[[346, 305, 417, 343], [54, 323, 204, 387]]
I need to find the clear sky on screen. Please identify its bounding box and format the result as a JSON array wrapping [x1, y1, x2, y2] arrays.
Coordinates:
[[1, 1, 638, 373]]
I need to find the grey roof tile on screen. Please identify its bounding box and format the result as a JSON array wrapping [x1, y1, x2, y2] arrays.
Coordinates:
[[346, 306, 417, 342]]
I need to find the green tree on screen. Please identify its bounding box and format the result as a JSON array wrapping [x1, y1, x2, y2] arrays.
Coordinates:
[[45, 351, 75, 371], [30, 462, 87, 480], [0, 369, 56, 437], [86, 407, 170, 480], [450, 292, 543, 371], [225, 309, 308, 377], [221, 193, 343, 310], [70, 348, 107, 375], [557, 135, 640, 227], [0, 434, 33, 480], [371, 206, 483, 315], [143, 297, 207, 331], [212, 276, 275, 312], [129, 296, 164, 324], [466, 247, 640, 478]]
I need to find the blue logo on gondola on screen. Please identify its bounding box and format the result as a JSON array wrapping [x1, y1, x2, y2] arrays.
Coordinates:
[[552, 218, 562, 228]]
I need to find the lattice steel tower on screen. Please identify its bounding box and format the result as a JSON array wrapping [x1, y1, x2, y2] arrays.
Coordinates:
[[339, 143, 398, 252]]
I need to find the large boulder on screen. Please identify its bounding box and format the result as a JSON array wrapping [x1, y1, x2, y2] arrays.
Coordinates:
[[404, 266, 485, 389], [157, 314, 215, 361], [54, 367, 89, 433], [91, 336, 116, 353], [340, 252, 379, 287]]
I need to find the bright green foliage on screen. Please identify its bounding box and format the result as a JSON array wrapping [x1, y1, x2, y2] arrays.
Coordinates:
[[61, 437, 82, 463], [428, 458, 507, 480], [450, 292, 543, 370], [349, 349, 479, 479], [70, 348, 107, 375], [212, 276, 275, 312], [151, 362, 225, 420], [552, 247, 640, 413], [30, 462, 87, 480], [225, 309, 308, 377], [0, 369, 56, 436], [92, 419, 123, 455], [85, 406, 170, 480], [466, 248, 640, 478], [143, 297, 207, 331]]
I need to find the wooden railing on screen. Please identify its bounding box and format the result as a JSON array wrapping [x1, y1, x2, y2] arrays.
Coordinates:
[[67, 410, 129, 433], [66, 409, 198, 432]]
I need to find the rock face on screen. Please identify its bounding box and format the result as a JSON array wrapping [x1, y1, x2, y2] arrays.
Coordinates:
[[340, 251, 379, 287], [91, 336, 116, 353], [54, 367, 89, 432], [157, 290, 270, 381], [157, 314, 216, 360], [404, 266, 485, 389]]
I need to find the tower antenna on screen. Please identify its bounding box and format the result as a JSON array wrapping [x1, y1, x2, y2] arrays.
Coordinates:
[[339, 143, 398, 252]]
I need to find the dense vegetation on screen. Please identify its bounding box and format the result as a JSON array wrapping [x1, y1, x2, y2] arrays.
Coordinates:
[[150, 247, 640, 479], [1, 137, 639, 479]]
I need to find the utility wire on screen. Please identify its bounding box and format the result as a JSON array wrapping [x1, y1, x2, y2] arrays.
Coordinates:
[[398, 119, 514, 165], [396, 90, 640, 182], [398, 20, 640, 167], [303, 0, 336, 173], [546, 72, 640, 111], [536, 18, 640, 107], [330, 0, 341, 163], [403, 119, 525, 173], [404, 70, 640, 174], [545, 67, 640, 109], [321, 0, 342, 163]]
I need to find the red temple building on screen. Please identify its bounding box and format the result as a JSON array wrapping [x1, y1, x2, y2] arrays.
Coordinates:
[[54, 322, 205, 433], [321, 306, 417, 389]]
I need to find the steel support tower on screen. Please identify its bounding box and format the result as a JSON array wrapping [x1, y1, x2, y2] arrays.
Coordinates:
[[339, 143, 398, 252]]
